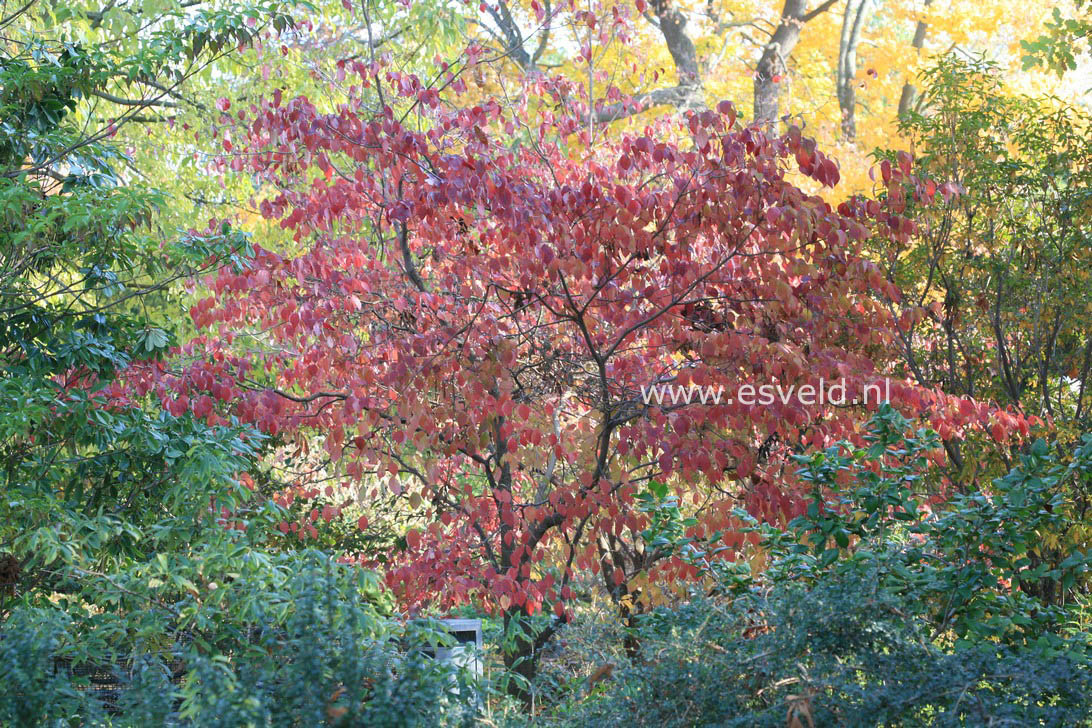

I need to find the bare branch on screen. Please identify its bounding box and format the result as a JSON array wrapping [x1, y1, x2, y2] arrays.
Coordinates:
[[91, 90, 181, 108], [801, 0, 840, 24]]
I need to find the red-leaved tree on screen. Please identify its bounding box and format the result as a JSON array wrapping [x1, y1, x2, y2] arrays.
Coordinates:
[[141, 64, 1028, 692]]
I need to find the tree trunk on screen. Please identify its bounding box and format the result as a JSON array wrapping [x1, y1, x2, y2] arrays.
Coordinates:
[[501, 609, 539, 706], [897, 0, 932, 118], [596, 532, 650, 661], [596, 0, 703, 122], [754, 0, 838, 125], [650, 0, 701, 84], [500, 607, 565, 707], [836, 0, 872, 141]]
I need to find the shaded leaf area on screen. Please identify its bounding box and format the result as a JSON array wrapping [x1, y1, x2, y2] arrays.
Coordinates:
[[532, 572, 1092, 727], [1, 553, 479, 727], [514, 407, 1092, 725]]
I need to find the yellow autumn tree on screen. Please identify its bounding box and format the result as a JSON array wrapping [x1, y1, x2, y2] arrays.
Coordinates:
[[463, 0, 1077, 193]]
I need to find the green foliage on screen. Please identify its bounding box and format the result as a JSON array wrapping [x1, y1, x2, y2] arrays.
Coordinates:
[[1022, 2, 1092, 76], [528, 572, 1092, 727], [636, 481, 700, 559], [1, 553, 481, 727], [509, 407, 1092, 726], [0, 24, 264, 596], [780, 404, 1092, 647], [879, 56, 1092, 454], [635, 481, 736, 584]]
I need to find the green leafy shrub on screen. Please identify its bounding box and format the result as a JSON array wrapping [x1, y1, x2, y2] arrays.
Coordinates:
[[516, 407, 1092, 726], [530, 572, 1092, 727], [0, 553, 482, 727], [780, 405, 1092, 647]]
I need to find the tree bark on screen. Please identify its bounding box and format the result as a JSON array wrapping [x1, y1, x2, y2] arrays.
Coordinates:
[[753, 0, 838, 125], [594, 530, 659, 661], [836, 0, 872, 140], [478, 0, 551, 72], [596, 0, 703, 123], [650, 0, 701, 84], [501, 609, 563, 706], [897, 0, 932, 118]]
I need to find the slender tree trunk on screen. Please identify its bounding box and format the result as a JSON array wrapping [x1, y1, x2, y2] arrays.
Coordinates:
[[499, 594, 564, 706], [836, 0, 872, 141], [596, 533, 650, 661], [492, 428, 559, 707], [501, 609, 539, 706], [897, 0, 932, 118]]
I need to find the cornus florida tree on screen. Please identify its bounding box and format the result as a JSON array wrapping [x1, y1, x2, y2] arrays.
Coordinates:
[[144, 64, 1024, 691]]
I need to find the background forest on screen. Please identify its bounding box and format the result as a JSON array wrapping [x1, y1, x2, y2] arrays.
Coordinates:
[[2, 0, 1092, 724]]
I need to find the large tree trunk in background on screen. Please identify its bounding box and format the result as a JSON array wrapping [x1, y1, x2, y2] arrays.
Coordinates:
[[754, 0, 806, 125], [650, 0, 701, 85], [754, 0, 839, 125], [897, 0, 932, 118], [596, 0, 704, 122], [836, 0, 872, 140]]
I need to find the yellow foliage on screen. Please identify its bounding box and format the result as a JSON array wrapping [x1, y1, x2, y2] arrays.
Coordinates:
[[469, 0, 1076, 196]]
